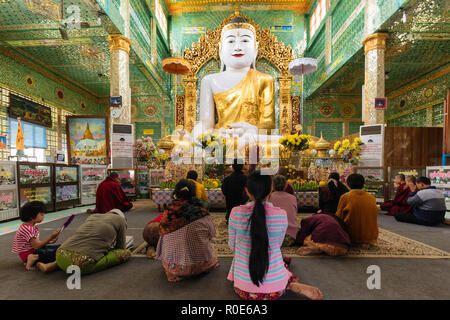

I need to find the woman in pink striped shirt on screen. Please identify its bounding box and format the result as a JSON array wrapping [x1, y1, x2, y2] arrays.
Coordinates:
[[227, 170, 323, 300]]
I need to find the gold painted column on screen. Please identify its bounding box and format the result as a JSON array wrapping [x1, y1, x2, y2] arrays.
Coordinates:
[[108, 34, 132, 124], [362, 33, 388, 124], [183, 74, 197, 132], [278, 75, 293, 136]]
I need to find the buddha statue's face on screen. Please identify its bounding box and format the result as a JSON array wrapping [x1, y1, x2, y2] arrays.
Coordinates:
[[220, 28, 257, 70]]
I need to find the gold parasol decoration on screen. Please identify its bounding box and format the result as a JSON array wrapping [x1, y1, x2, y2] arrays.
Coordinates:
[[162, 57, 192, 75]]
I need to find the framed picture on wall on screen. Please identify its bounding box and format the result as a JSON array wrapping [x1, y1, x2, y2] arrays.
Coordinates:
[[66, 116, 109, 165]]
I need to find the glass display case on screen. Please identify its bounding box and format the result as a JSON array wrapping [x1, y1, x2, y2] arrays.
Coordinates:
[[137, 165, 149, 199], [79, 165, 107, 205], [354, 167, 385, 200], [108, 169, 136, 199], [54, 164, 79, 210], [0, 161, 19, 222], [17, 162, 54, 212]]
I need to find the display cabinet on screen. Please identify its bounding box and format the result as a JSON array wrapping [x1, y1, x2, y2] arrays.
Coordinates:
[[54, 164, 80, 210], [79, 165, 107, 205], [108, 169, 136, 199], [17, 162, 54, 212], [426, 166, 450, 213], [136, 165, 149, 199], [0, 161, 19, 222]]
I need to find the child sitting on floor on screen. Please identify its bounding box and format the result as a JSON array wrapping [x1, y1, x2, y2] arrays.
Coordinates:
[[11, 201, 61, 272]]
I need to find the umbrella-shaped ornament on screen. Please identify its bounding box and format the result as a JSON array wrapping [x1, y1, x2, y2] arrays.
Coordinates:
[[162, 58, 192, 75], [288, 58, 318, 131]]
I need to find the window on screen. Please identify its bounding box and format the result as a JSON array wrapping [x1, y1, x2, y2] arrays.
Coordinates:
[[310, 0, 327, 38], [0, 86, 73, 162], [9, 118, 47, 162], [155, 0, 167, 39]]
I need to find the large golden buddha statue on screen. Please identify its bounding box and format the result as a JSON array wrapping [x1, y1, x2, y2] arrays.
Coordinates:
[[192, 17, 278, 146]]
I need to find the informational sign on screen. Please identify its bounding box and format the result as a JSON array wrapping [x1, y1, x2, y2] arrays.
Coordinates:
[[81, 168, 107, 183], [19, 165, 51, 184], [426, 166, 450, 189], [0, 163, 16, 185], [20, 186, 52, 207], [359, 124, 384, 167], [0, 190, 17, 211], [56, 151, 65, 164], [357, 168, 383, 183], [110, 96, 122, 106], [55, 167, 78, 183], [143, 129, 154, 135], [375, 98, 387, 109], [56, 185, 79, 202], [9, 94, 52, 128]]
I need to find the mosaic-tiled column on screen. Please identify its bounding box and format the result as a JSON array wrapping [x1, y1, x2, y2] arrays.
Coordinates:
[[362, 33, 388, 124], [108, 34, 132, 124]]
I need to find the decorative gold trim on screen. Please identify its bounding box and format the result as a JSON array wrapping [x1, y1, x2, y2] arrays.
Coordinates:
[[183, 74, 197, 132], [108, 35, 132, 54], [278, 75, 293, 135], [362, 33, 388, 55]]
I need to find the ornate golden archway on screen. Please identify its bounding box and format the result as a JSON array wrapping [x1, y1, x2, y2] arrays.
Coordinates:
[[180, 11, 294, 135]]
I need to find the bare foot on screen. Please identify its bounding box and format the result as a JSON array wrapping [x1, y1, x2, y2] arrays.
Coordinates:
[[86, 209, 94, 213], [26, 254, 38, 271], [289, 282, 323, 300], [296, 246, 322, 256], [444, 218, 450, 226], [36, 262, 58, 273], [146, 246, 156, 259]]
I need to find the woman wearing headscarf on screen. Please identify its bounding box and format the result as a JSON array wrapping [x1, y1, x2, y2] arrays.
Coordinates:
[[155, 179, 219, 282], [55, 209, 130, 275], [318, 172, 349, 214]]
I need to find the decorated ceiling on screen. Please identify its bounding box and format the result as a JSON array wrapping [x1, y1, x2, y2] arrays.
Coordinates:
[[0, 0, 166, 103], [307, 0, 450, 100]]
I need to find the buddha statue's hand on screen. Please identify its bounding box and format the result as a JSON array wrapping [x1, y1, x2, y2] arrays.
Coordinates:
[[227, 122, 258, 137]]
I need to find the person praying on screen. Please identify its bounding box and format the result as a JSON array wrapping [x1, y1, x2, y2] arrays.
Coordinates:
[[335, 174, 379, 248], [380, 174, 412, 216], [92, 171, 133, 214]]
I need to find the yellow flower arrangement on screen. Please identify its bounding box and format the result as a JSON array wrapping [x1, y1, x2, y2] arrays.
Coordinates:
[[333, 137, 364, 164], [279, 134, 312, 152]]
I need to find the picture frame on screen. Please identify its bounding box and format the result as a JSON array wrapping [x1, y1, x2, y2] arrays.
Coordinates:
[[66, 116, 109, 165]]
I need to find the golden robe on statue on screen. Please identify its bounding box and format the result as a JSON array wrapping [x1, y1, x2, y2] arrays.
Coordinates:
[[213, 69, 275, 130]]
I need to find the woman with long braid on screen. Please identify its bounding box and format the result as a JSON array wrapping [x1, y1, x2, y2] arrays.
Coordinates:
[[227, 170, 323, 300]]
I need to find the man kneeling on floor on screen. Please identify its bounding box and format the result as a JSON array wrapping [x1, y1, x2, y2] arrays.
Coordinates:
[[395, 176, 446, 226]]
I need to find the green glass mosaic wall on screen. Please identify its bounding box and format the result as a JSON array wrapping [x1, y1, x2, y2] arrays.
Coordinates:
[[315, 121, 343, 142], [0, 52, 99, 115], [386, 67, 449, 127], [135, 121, 162, 143], [304, 0, 408, 98]]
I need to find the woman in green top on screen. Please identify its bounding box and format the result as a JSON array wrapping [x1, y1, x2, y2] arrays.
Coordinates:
[[56, 209, 131, 275]]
